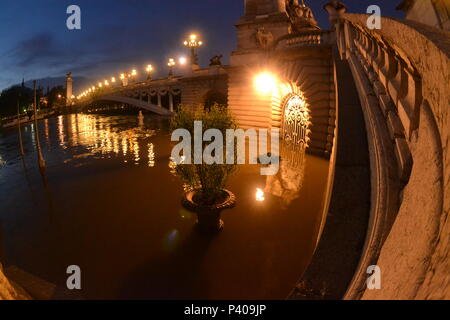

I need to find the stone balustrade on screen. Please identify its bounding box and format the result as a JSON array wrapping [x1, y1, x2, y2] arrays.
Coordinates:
[[276, 30, 333, 49], [338, 18, 424, 184], [335, 13, 450, 300]]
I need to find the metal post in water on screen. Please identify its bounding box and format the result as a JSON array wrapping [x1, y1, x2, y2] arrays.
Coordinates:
[[33, 80, 46, 172], [17, 99, 25, 156]]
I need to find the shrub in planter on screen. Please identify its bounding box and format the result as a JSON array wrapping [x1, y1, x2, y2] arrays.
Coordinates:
[[171, 104, 237, 232]]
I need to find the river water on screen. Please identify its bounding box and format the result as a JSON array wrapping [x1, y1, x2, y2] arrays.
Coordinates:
[[0, 112, 331, 299]]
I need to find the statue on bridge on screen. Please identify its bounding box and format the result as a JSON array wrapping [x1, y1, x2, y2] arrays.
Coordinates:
[[323, 0, 347, 29], [209, 54, 223, 66], [285, 0, 320, 32]]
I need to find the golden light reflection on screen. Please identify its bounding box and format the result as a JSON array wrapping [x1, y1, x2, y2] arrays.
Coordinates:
[[133, 138, 140, 164], [148, 143, 155, 167], [44, 119, 50, 145], [54, 114, 156, 166], [256, 188, 265, 202], [58, 115, 66, 148]]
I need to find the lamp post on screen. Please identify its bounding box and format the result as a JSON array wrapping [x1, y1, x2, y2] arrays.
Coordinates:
[[120, 73, 128, 86], [167, 58, 176, 78], [131, 69, 137, 83], [146, 65, 153, 81], [183, 34, 203, 70]]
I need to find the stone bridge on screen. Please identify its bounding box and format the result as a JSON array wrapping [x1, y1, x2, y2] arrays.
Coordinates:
[[6, 0, 443, 301], [74, 68, 229, 115]]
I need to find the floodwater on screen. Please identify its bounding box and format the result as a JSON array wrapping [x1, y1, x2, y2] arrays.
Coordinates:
[[0, 112, 331, 299]]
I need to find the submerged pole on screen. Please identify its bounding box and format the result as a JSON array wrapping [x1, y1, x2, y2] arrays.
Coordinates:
[[33, 80, 46, 172], [17, 99, 25, 156]]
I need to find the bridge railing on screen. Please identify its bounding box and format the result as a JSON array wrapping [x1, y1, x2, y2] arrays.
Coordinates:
[[275, 30, 333, 49], [335, 13, 450, 300]]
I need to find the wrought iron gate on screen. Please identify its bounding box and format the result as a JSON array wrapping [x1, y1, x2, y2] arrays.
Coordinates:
[[282, 94, 310, 148]]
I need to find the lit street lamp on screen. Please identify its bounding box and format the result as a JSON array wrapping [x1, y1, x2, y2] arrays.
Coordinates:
[[179, 57, 187, 65], [131, 69, 137, 83], [183, 33, 203, 68], [120, 73, 128, 86], [146, 64, 154, 81], [167, 58, 176, 78]]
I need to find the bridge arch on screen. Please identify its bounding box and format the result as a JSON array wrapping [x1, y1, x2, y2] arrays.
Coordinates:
[[76, 95, 173, 116]]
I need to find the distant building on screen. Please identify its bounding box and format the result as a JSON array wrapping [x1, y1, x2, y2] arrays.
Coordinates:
[[397, 0, 450, 31]]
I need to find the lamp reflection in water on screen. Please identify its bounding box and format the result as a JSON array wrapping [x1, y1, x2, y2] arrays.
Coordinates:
[[148, 143, 155, 167], [263, 141, 306, 209], [54, 114, 156, 167], [255, 188, 265, 201]]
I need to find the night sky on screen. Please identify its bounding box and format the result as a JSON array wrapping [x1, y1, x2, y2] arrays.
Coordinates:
[[0, 0, 403, 92]]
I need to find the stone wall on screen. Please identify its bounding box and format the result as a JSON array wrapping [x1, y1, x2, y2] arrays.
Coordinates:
[[404, 0, 442, 29], [227, 43, 337, 158], [338, 14, 449, 300]]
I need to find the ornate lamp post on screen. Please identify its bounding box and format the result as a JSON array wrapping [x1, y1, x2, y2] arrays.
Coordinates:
[[131, 69, 137, 83], [120, 73, 128, 86], [167, 58, 176, 78], [146, 64, 154, 81], [183, 34, 203, 69]]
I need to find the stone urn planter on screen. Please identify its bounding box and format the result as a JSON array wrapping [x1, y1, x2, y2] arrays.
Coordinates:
[[182, 189, 236, 233]]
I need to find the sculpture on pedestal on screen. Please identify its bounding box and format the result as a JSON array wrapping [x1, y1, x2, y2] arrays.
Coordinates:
[[323, 0, 347, 28], [209, 54, 223, 66], [285, 0, 320, 32]]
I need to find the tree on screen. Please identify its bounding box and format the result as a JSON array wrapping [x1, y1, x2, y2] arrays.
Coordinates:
[[0, 85, 33, 117], [47, 86, 66, 109]]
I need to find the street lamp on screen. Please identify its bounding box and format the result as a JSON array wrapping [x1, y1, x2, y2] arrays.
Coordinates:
[[131, 69, 137, 83], [146, 64, 153, 81], [179, 57, 187, 65], [111, 77, 116, 84], [120, 73, 128, 86], [254, 72, 277, 95], [167, 58, 176, 78], [183, 33, 203, 68]]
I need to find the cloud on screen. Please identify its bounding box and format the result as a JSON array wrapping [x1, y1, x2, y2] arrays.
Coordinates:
[[8, 32, 59, 67]]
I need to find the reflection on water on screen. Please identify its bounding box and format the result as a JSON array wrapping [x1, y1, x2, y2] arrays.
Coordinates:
[[255, 188, 265, 201], [264, 142, 306, 209], [0, 112, 332, 299], [29, 113, 160, 167]]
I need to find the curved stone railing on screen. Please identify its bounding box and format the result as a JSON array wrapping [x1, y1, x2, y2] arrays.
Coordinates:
[[335, 14, 449, 300]]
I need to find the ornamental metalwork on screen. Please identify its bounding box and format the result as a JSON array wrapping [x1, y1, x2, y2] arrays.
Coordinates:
[[282, 94, 311, 148]]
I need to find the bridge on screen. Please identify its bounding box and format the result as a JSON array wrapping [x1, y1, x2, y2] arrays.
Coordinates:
[[60, 0, 449, 301], [73, 69, 228, 117]]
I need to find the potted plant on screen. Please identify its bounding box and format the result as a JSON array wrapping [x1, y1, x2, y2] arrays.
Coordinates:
[[171, 104, 237, 233]]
